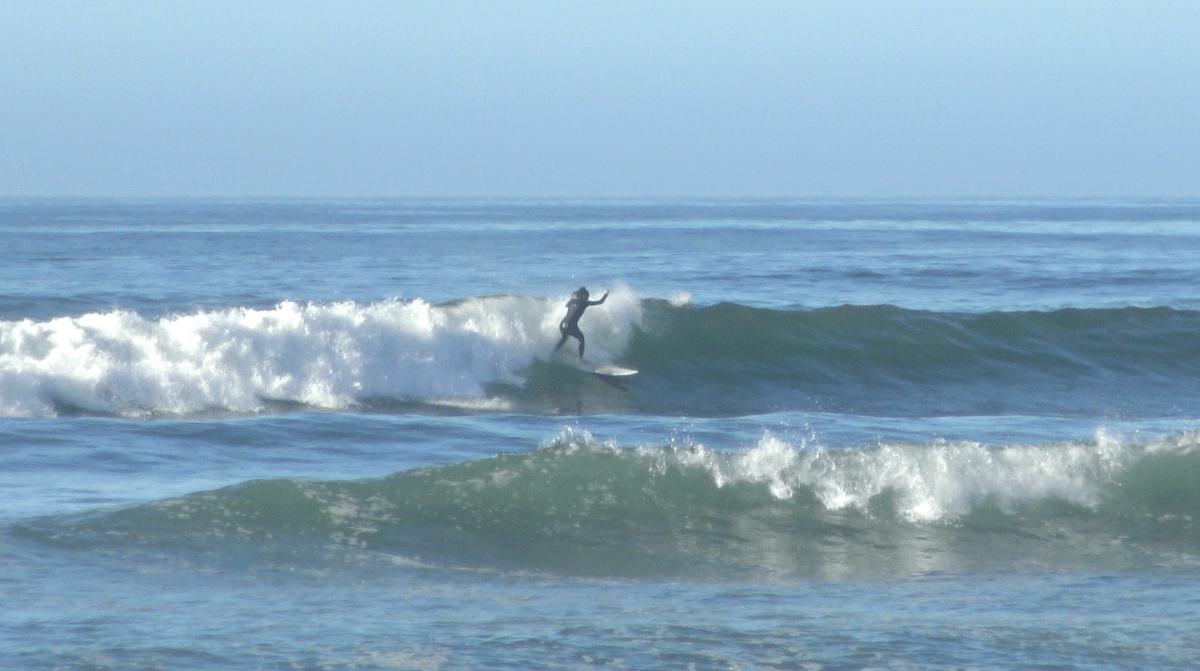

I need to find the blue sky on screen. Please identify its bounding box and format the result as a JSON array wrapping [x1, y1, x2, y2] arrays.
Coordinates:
[[3, 1, 1197, 198]]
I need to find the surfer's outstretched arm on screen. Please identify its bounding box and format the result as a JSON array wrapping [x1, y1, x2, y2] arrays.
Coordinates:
[[588, 289, 609, 306]]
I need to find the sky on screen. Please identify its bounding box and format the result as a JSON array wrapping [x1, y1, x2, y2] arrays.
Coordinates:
[[2, 1, 1198, 198]]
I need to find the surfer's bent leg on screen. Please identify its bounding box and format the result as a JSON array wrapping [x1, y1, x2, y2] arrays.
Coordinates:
[[554, 319, 574, 353], [555, 323, 585, 358]]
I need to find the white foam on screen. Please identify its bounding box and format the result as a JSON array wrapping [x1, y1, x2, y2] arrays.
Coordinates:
[[0, 292, 644, 418], [675, 430, 1132, 523], [668, 292, 693, 307]]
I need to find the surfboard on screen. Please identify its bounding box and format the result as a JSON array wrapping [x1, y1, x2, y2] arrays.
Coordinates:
[[583, 363, 638, 377], [570, 359, 638, 378]]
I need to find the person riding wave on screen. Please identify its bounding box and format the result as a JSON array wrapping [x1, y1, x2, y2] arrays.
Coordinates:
[[553, 286, 608, 359]]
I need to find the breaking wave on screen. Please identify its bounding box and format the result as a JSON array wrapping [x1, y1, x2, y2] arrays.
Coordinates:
[[4, 293, 1200, 419], [18, 428, 1200, 578]]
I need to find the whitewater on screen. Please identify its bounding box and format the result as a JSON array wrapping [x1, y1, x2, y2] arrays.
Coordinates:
[[0, 292, 643, 417], [3, 199, 1200, 670]]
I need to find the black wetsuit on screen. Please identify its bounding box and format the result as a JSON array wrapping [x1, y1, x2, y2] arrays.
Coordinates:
[[554, 291, 607, 358]]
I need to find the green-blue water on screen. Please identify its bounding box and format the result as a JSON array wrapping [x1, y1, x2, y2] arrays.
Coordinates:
[[3, 199, 1200, 669]]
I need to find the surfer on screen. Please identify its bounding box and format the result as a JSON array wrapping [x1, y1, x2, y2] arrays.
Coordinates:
[[553, 287, 608, 359]]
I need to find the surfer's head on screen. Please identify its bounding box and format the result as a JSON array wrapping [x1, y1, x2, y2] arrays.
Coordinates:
[[574, 287, 589, 299]]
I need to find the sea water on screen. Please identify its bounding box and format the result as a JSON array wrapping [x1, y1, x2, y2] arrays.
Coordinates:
[[2, 199, 1199, 669]]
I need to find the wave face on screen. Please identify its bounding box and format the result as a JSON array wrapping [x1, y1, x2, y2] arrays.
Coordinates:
[[627, 301, 1200, 418], [3, 294, 1199, 418], [21, 429, 1200, 578]]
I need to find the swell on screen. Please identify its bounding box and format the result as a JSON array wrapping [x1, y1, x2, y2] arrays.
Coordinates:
[[16, 429, 1200, 578]]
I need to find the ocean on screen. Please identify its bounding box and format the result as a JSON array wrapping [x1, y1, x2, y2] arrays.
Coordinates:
[[2, 198, 1199, 669]]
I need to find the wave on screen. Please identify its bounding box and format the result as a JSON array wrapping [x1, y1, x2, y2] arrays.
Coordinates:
[[17, 429, 1200, 578], [4, 294, 1200, 418]]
